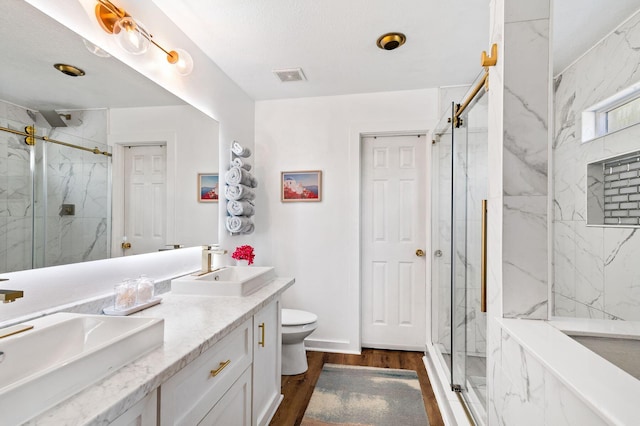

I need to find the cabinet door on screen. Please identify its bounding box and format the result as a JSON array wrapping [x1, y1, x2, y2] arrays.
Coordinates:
[[160, 318, 252, 425], [252, 298, 282, 426], [109, 389, 157, 426], [199, 367, 252, 426]]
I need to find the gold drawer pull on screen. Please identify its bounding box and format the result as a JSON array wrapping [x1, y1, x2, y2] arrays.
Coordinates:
[[210, 360, 231, 377], [258, 323, 265, 347]]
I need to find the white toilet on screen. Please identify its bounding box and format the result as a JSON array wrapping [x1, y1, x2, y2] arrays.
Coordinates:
[[281, 309, 318, 375]]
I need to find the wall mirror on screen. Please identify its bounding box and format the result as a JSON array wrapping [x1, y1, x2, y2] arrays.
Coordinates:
[[0, 1, 219, 274]]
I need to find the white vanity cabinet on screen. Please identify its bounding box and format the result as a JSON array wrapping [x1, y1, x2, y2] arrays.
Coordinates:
[[158, 297, 283, 426], [160, 318, 253, 425], [110, 389, 158, 426], [252, 298, 282, 426]]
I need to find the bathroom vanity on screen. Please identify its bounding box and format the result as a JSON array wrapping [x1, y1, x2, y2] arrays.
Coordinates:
[[27, 276, 294, 425]]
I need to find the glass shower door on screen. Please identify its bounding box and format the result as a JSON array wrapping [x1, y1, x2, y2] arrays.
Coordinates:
[[452, 90, 488, 423]]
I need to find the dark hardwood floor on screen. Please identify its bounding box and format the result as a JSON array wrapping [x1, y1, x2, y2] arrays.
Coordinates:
[[270, 348, 445, 426]]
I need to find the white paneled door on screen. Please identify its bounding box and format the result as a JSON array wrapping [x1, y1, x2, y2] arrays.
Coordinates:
[[361, 134, 427, 350], [124, 145, 166, 255]]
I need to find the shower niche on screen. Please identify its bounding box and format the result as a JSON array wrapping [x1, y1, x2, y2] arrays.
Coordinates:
[[587, 150, 640, 227]]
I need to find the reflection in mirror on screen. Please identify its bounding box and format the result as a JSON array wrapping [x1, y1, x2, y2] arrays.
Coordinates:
[[0, 1, 219, 274]]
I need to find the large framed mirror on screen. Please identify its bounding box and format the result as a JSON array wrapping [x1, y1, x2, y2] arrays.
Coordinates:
[[0, 0, 219, 274]]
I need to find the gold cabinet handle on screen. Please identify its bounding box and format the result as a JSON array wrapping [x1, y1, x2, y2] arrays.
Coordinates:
[[415, 249, 425, 257], [258, 323, 265, 347], [210, 360, 231, 377]]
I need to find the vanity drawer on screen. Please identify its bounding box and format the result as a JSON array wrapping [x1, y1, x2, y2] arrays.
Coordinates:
[[160, 318, 252, 426]]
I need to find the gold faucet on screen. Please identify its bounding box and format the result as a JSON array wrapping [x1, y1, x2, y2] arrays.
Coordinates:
[[196, 245, 227, 276], [0, 289, 24, 303]]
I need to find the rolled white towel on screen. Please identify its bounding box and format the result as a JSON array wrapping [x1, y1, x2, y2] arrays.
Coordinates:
[[226, 216, 253, 233], [225, 166, 256, 187], [227, 200, 255, 216], [231, 156, 252, 171], [224, 184, 256, 201], [231, 141, 251, 157], [242, 222, 254, 234]]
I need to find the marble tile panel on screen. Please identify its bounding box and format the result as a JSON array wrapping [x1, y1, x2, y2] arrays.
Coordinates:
[[574, 302, 605, 320], [5, 102, 32, 124], [543, 371, 607, 426], [603, 227, 640, 320], [6, 217, 32, 272], [575, 12, 640, 109], [6, 137, 31, 177], [552, 70, 578, 151], [0, 176, 7, 217], [553, 292, 576, 317], [82, 217, 109, 262], [554, 132, 604, 222], [487, 196, 503, 316], [503, 20, 549, 197], [574, 223, 604, 312], [503, 196, 548, 319], [0, 217, 6, 272], [498, 353, 545, 425], [485, 317, 502, 424], [602, 122, 640, 159], [504, 0, 549, 24], [551, 220, 575, 298]]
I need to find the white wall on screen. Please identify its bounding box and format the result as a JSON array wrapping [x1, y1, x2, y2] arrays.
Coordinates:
[[254, 89, 438, 353], [109, 105, 220, 248]]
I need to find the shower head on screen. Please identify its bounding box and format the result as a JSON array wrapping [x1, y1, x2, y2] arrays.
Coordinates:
[[40, 110, 68, 127]]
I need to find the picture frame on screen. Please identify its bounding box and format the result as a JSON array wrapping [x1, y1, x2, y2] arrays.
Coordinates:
[[281, 170, 322, 202], [198, 173, 219, 203]]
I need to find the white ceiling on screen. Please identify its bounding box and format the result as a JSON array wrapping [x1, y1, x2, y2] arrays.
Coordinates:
[[3, 0, 640, 112], [152, 0, 640, 100]]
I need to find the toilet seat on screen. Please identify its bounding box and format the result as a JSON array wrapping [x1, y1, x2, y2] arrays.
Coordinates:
[[282, 309, 317, 326]]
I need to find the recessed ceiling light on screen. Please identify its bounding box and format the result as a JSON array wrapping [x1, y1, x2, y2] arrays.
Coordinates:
[[53, 63, 85, 77], [273, 68, 306, 83], [376, 32, 407, 50]]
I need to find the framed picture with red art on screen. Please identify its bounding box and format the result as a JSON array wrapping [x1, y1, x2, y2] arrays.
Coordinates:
[[281, 170, 322, 202], [198, 173, 219, 202]]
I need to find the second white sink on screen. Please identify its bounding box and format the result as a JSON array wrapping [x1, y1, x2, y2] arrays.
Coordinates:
[[171, 266, 276, 296], [0, 313, 164, 425]]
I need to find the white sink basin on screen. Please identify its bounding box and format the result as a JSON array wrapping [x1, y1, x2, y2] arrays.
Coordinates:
[[0, 312, 164, 425], [171, 266, 276, 296]]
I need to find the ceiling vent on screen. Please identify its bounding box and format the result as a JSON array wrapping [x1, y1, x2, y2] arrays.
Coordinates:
[[273, 68, 306, 83]]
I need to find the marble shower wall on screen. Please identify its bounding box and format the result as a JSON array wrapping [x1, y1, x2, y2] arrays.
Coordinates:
[[486, 0, 551, 422], [553, 9, 640, 320], [0, 99, 110, 272], [0, 101, 33, 272]]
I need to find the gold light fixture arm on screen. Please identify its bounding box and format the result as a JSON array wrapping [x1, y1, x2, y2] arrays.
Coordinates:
[[95, 0, 180, 65]]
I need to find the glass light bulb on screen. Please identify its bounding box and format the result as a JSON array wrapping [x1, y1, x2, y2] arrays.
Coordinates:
[[168, 48, 194, 76], [113, 17, 149, 55]]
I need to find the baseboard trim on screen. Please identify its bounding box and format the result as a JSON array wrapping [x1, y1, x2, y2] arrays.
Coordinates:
[[304, 338, 360, 354]]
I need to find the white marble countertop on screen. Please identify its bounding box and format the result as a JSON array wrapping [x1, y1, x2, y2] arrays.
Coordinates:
[[27, 277, 294, 425]]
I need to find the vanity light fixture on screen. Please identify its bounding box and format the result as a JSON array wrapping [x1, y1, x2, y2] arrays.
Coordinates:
[[94, 0, 194, 76]]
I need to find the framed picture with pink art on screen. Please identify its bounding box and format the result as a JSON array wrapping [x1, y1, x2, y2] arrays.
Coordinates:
[[198, 173, 219, 202], [281, 170, 322, 202]]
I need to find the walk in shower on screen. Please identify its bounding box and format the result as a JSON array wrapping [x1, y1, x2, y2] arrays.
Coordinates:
[[429, 72, 488, 424], [0, 102, 111, 273]]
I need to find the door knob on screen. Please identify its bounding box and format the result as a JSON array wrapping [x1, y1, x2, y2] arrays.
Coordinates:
[[415, 249, 425, 257]]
